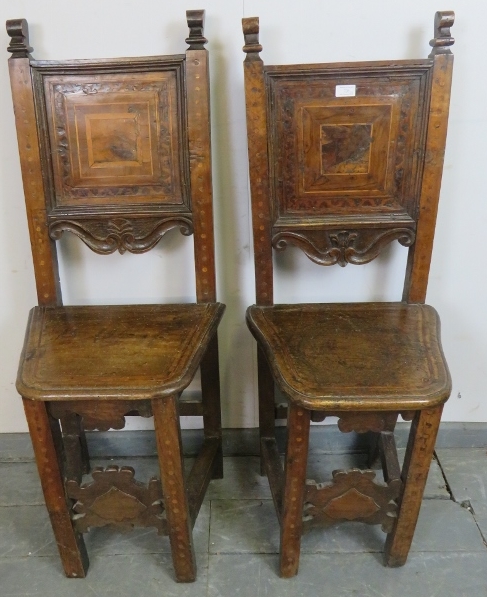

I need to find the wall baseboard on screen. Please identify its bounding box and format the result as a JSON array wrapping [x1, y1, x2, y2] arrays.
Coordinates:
[[1, 422, 486, 462]]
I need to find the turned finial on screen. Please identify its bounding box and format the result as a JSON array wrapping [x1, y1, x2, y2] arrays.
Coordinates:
[[6, 18, 33, 58], [186, 9, 207, 50], [429, 10, 455, 56], [242, 17, 262, 61]]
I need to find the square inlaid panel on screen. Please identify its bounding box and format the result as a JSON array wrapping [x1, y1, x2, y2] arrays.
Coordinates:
[[300, 100, 393, 195], [266, 63, 432, 222], [41, 70, 187, 208], [320, 123, 372, 174]]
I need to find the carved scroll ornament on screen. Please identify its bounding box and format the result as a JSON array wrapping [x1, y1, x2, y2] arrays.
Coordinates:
[[66, 466, 167, 534], [242, 17, 262, 58], [303, 469, 401, 533], [6, 19, 33, 58], [186, 9, 207, 49], [272, 227, 415, 267], [49, 216, 193, 254], [429, 11, 455, 55]]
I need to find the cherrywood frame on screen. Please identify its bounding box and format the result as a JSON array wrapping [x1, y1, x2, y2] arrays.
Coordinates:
[[243, 11, 454, 577], [8, 10, 222, 582]]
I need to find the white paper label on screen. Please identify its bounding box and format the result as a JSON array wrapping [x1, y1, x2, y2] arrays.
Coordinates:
[[335, 84, 356, 97]]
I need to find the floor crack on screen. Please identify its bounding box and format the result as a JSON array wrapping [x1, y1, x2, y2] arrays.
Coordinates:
[[433, 450, 454, 501], [435, 450, 487, 549]]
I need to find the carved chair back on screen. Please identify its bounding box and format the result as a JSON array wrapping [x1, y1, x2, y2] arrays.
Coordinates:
[[242, 13, 454, 307], [8, 11, 216, 307]]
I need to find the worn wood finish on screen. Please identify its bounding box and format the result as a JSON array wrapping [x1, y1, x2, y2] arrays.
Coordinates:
[[66, 465, 166, 534], [7, 20, 61, 306], [186, 19, 217, 304], [247, 302, 451, 411], [242, 17, 273, 306], [23, 399, 89, 577], [242, 13, 454, 272], [266, 62, 431, 235], [242, 12, 454, 577], [17, 304, 224, 401], [309, 411, 400, 434], [273, 228, 415, 267], [153, 396, 196, 582], [50, 399, 153, 431], [403, 61, 454, 300], [184, 20, 223, 476], [385, 406, 443, 566], [42, 70, 186, 209], [304, 469, 401, 533], [10, 11, 223, 583], [243, 17, 277, 473], [279, 404, 310, 577]]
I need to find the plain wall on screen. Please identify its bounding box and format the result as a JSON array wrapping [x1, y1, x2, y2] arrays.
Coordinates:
[[0, 0, 485, 432]]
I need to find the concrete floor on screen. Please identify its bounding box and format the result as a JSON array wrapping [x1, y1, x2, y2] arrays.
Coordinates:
[[1, 439, 487, 596]]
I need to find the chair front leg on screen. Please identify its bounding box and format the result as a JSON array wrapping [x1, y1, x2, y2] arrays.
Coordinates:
[[152, 395, 197, 582], [279, 403, 310, 578], [23, 398, 89, 578], [384, 405, 443, 567]]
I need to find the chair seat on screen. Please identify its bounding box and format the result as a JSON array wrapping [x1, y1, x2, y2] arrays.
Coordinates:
[[18, 303, 225, 401], [246, 302, 451, 411]]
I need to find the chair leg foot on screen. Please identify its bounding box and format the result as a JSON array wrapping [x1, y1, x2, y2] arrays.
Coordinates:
[[23, 399, 89, 578], [384, 406, 443, 567], [153, 396, 197, 582], [279, 404, 310, 578]]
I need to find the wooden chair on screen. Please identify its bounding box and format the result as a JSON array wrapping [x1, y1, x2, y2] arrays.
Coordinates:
[[8, 11, 223, 583], [242, 11, 454, 577]]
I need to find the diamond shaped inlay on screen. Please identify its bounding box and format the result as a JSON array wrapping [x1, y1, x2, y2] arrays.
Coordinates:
[[323, 487, 380, 520], [304, 469, 401, 533], [90, 486, 147, 522], [66, 465, 167, 534]]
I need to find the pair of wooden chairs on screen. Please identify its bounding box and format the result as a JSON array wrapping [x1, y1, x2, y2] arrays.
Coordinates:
[[7, 9, 454, 583]]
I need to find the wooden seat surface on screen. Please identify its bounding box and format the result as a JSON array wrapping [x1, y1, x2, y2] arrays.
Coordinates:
[[247, 302, 450, 411], [18, 303, 224, 401]]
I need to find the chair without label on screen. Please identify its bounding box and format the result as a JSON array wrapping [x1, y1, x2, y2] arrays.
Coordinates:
[[8, 10, 223, 582], [242, 12, 454, 577]]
